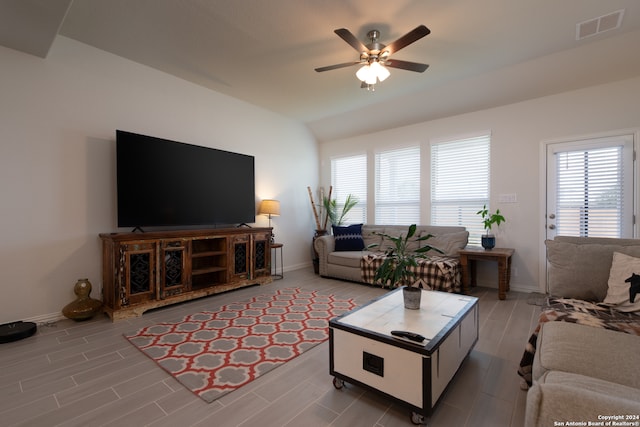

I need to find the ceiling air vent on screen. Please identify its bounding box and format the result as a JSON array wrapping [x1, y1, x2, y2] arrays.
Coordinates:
[[576, 9, 625, 40]]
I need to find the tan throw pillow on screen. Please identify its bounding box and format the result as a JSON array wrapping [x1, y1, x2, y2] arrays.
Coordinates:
[[603, 252, 640, 312]]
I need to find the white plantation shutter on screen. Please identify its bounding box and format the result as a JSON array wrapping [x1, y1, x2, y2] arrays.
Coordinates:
[[431, 134, 490, 246], [554, 140, 633, 238], [375, 146, 421, 224], [331, 154, 367, 224]]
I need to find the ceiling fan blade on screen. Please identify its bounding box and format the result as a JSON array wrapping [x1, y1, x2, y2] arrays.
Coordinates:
[[382, 25, 430, 56], [385, 59, 429, 73], [334, 28, 369, 53], [315, 61, 361, 72]]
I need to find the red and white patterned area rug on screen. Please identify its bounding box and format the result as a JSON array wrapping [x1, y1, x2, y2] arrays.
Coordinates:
[[124, 287, 356, 403]]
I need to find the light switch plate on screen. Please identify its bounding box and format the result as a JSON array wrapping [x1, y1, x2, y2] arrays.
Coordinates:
[[498, 193, 517, 203]]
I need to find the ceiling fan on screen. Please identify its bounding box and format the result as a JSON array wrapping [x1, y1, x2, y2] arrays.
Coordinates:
[[315, 25, 431, 90]]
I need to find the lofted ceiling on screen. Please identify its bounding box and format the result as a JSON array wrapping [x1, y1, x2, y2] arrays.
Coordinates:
[[2, 0, 640, 142]]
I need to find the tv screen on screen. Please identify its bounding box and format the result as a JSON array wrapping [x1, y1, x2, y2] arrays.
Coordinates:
[[116, 130, 255, 228]]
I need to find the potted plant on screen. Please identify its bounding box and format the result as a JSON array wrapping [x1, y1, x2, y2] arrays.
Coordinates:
[[368, 224, 443, 309], [307, 186, 358, 233], [307, 186, 358, 273], [476, 205, 506, 250], [323, 193, 358, 228]]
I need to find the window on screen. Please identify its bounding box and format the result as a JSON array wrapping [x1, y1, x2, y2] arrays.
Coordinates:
[[550, 135, 634, 238], [331, 154, 367, 224], [431, 133, 491, 245], [375, 146, 420, 224]]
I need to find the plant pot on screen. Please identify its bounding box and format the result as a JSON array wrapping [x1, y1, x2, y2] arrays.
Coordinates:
[[402, 286, 422, 310], [481, 234, 496, 250]]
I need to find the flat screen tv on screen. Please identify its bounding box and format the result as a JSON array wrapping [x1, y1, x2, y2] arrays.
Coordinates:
[[116, 130, 255, 229]]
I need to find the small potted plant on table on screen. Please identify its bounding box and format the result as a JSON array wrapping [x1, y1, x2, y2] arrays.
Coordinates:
[[369, 224, 443, 309], [476, 205, 506, 250]]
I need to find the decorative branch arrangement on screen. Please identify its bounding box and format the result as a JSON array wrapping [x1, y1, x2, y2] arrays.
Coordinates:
[[308, 186, 358, 232], [307, 186, 324, 231]]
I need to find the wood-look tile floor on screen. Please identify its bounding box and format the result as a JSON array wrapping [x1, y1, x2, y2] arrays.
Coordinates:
[[0, 268, 539, 426]]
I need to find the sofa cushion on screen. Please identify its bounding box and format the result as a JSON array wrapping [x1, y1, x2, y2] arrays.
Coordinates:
[[328, 251, 369, 268], [533, 321, 640, 389], [362, 226, 384, 249], [378, 227, 406, 252], [332, 224, 365, 251], [422, 230, 469, 257], [538, 370, 640, 401], [526, 371, 640, 427], [603, 252, 640, 312], [365, 226, 420, 252], [546, 238, 640, 301]]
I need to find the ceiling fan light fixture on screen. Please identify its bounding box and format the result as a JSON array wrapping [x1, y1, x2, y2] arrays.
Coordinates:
[[318, 26, 430, 88], [356, 64, 372, 82], [371, 61, 390, 82], [365, 72, 377, 85], [356, 62, 390, 85]]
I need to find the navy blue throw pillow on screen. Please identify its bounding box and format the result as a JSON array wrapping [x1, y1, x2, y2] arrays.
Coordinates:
[[332, 224, 365, 251]]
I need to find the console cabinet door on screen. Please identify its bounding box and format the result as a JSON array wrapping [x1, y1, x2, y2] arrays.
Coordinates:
[[230, 234, 250, 282], [118, 241, 157, 307], [253, 231, 271, 279], [160, 239, 191, 298]]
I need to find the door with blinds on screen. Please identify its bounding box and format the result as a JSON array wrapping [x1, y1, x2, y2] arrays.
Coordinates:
[[545, 134, 634, 240]]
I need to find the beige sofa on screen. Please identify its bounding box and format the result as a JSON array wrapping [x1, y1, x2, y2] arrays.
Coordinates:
[[313, 224, 468, 285], [524, 236, 640, 426]]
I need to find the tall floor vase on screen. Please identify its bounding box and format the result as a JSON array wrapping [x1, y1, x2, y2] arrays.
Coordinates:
[[62, 279, 103, 321]]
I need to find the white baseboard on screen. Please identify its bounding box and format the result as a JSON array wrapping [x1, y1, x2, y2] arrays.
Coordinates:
[[476, 282, 541, 294], [22, 312, 66, 325], [282, 261, 312, 273], [510, 283, 541, 294]]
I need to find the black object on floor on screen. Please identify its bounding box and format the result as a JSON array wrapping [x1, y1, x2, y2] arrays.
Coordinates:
[[0, 321, 37, 343]]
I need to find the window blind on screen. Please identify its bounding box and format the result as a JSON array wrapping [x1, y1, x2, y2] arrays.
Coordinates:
[[375, 146, 420, 225], [431, 134, 490, 246], [555, 146, 625, 237], [331, 154, 367, 224]]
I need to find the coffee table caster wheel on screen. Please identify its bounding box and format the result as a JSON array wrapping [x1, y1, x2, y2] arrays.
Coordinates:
[[332, 377, 345, 389], [411, 412, 426, 425]]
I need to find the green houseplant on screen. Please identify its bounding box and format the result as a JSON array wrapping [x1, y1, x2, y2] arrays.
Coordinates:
[[307, 186, 359, 274], [323, 194, 358, 228], [476, 205, 506, 250], [368, 224, 443, 309]]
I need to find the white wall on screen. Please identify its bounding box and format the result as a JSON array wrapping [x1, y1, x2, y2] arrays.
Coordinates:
[[319, 76, 640, 293], [0, 36, 319, 324]]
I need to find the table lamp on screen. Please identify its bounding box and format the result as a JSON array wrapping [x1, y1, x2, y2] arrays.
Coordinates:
[[258, 199, 280, 242]]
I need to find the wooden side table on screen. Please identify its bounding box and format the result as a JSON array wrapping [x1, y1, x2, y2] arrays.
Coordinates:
[[271, 243, 284, 280], [459, 247, 514, 300]]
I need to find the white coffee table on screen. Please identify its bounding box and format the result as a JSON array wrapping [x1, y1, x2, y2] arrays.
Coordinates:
[[329, 287, 478, 425]]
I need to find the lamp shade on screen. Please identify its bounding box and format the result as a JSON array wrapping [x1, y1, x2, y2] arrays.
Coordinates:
[[259, 199, 280, 216]]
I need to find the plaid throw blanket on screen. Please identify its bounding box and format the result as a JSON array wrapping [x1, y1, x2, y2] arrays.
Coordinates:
[[517, 297, 640, 388], [360, 253, 461, 293]]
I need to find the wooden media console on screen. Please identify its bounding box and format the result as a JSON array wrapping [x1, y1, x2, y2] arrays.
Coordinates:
[[100, 227, 272, 321]]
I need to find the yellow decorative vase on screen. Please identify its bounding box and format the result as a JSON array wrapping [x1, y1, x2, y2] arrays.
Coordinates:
[[62, 279, 103, 321]]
